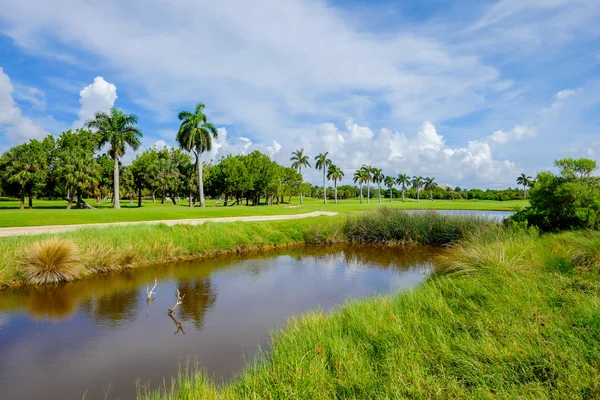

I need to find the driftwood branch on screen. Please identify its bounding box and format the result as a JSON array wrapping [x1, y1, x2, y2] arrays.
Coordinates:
[[146, 279, 157, 302], [168, 288, 185, 314]]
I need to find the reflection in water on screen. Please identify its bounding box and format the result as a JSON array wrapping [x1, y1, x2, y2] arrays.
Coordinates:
[[0, 244, 438, 400]]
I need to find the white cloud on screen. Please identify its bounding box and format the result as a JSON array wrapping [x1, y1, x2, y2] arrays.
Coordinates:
[[488, 125, 537, 145], [153, 140, 167, 149], [13, 85, 46, 110], [554, 89, 576, 101], [73, 76, 117, 128], [0, 67, 48, 141]]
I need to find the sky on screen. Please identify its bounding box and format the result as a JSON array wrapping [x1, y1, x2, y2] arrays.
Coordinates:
[[0, 0, 599, 189]]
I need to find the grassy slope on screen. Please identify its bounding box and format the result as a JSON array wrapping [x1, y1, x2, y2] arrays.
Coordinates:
[[0, 197, 526, 227], [142, 231, 600, 400]]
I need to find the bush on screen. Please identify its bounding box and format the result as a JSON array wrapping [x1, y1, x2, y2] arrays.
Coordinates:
[[23, 238, 83, 284]]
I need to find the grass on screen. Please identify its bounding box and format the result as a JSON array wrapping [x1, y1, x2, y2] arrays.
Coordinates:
[[0, 197, 526, 227], [23, 238, 83, 284], [0, 210, 493, 288], [139, 229, 600, 400]]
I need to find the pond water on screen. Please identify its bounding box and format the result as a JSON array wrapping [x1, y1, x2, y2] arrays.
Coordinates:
[[406, 209, 514, 220], [0, 245, 438, 400]]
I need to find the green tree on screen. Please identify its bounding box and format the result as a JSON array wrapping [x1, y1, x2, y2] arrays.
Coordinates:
[[396, 173, 410, 203], [315, 152, 332, 204], [411, 176, 424, 202], [516, 173, 532, 198], [554, 158, 597, 179], [372, 167, 384, 203], [384, 176, 395, 202], [131, 147, 159, 207], [327, 164, 344, 204], [360, 165, 373, 203], [353, 169, 368, 204], [0, 139, 48, 209], [424, 177, 437, 201], [290, 148, 311, 205], [85, 107, 142, 209], [176, 102, 218, 207]]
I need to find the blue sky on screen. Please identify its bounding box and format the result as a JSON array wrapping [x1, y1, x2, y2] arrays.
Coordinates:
[[0, 0, 599, 188]]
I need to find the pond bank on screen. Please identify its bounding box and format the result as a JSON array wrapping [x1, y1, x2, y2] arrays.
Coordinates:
[[141, 230, 600, 399], [0, 210, 495, 289]]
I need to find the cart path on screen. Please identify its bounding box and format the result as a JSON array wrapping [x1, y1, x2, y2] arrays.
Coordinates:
[[0, 211, 339, 237]]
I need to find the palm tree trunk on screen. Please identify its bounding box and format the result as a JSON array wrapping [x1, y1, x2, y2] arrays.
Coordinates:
[[113, 154, 120, 209], [417, 189, 420, 202], [67, 194, 73, 210], [523, 185, 526, 198], [334, 179, 338, 204], [323, 169, 327, 204], [138, 188, 142, 207], [367, 182, 370, 203], [196, 151, 206, 207], [378, 184, 382, 203], [430, 189, 433, 201], [299, 167, 303, 205], [189, 190, 193, 207], [390, 188, 393, 202], [360, 184, 363, 204]]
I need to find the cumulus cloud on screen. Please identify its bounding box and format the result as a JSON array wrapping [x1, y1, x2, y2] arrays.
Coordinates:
[[554, 89, 576, 101], [0, 67, 48, 141], [73, 76, 117, 128], [488, 125, 537, 145]]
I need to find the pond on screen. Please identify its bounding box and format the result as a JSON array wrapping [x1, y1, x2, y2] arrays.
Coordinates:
[[406, 209, 514, 221], [0, 245, 438, 399]]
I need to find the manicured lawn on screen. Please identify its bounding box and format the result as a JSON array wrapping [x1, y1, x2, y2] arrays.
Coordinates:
[[0, 197, 527, 228]]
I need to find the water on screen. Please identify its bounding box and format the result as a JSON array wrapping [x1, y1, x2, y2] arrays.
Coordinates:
[[406, 209, 514, 221], [0, 245, 437, 399]]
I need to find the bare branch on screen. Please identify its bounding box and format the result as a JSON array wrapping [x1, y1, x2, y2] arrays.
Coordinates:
[[168, 287, 185, 314], [146, 279, 157, 302]]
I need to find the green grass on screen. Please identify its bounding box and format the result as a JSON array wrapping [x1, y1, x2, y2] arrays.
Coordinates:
[[140, 230, 600, 400], [0, 197, 526, 227]]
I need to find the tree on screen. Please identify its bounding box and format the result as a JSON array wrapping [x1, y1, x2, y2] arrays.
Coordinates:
[[131, 147, 159, 207], [372, 168, 384, 203], [424, 177, 437, 201], [176, 102, 218, 207], [554, 158, 597, 179], [384, 176, 395, 202], [360, 165, 373, 203], [0, 139, 48, 209], [353, 169, 368, 204], [396, 173, 410, 202], [510, 158, 600, 232], [85, 107, 142, 209], [411, 176, 424, 202], [315, 152, 332, 204], [54, 129, 99, 209], [516, 173, 532, 198], [290, 149, 311, 205], [327, 164, 344, 204]]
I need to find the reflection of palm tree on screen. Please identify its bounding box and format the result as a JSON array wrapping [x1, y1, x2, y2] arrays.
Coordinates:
[[168, 313, 185, 335], [175, 277, 217, 330]]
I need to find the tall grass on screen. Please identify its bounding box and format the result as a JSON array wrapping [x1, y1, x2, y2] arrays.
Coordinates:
[[23, 238, 83, 284], [344, 208, 497, 245], [141, 230, 600, 399]]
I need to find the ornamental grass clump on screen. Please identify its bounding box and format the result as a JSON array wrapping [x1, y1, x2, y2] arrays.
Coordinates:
[[23, 238, 83, 284]]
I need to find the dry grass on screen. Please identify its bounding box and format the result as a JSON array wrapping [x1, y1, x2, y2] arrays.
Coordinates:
[[22, 238, 84, 284]]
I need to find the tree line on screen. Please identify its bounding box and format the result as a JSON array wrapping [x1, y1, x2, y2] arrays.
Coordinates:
[[0, 102, 538, 209]]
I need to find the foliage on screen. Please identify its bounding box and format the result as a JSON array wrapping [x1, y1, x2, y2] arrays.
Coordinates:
[[510, 158, 600, 232]]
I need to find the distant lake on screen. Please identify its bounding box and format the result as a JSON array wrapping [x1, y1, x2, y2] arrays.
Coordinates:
[[406, 209, 514, 221]]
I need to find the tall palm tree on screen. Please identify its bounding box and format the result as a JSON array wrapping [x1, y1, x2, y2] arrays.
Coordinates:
[[327, 164, 344, 204], [396, 173, 410, 202], [411, 176, 424, 202], [353, 169, 368, 204], [176, 103, 218, 207], [384, 176, 395, 202], [360, 165, 373, 203], [290, 148, 311, 205], [372, 168, 384, 203], [315, 152, 332, 204], [516, 173, 533, 198], [85, 107, 142, 209], [424, 177, 438, 201]]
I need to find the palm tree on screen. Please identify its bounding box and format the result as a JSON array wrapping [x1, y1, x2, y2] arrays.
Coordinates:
[[360, 165, 373, 203], [353, 169, 368, 204], [290, 149, 311, 205], [396, 173, 410, 203], [424, 177, 437, 201], [411, 176, 424, 202], [372, 168, 384, 203], [85, 107, 142, 209], [384, 176, 395, 202], [176, 103, 218, 207], [516, 173, 533, 198], [327, 164, 344, 204], [315, 152, 332, 204]]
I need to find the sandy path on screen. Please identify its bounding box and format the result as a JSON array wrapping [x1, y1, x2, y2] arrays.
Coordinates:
[[0, 211, 338, 237]]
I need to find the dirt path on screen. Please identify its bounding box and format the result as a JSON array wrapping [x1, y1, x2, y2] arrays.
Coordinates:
[[0, 211, 338, 237]]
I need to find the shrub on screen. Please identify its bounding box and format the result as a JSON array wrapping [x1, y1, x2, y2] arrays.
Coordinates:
[[22, 238, 84, 284]]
